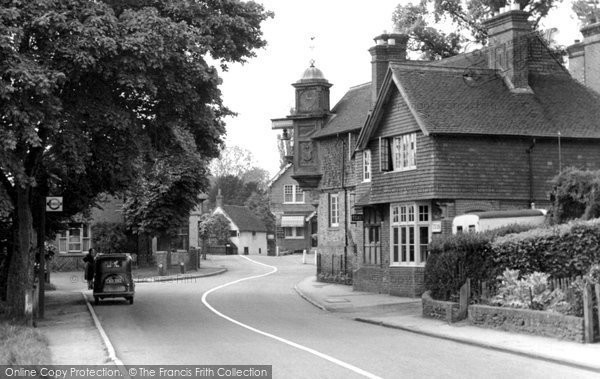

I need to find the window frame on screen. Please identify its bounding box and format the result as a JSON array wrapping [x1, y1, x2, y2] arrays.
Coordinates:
[[329, 193, 340, 227], [390, 133, 417, 172], [390, 202, 430, 267], [362, 149, 372, 182], [58, 225, 91, 254], [283, 184, 305, 204], [283, 226, 305, 239], [363, 207, 381, 265]]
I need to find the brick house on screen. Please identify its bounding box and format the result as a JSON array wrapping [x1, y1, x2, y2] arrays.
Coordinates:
[[351, 10, 600, 296], [271, 63, 372, 281], [267, 163, 317, 254], [273, 10, 600, 295]]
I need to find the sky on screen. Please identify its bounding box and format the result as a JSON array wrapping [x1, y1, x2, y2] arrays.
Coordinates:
[[215, 0, 584, 178]]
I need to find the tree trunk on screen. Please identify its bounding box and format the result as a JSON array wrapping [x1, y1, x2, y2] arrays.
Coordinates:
[[7, 186, 34, 320]]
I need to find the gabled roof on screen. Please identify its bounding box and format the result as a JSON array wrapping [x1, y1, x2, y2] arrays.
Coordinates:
[[267, 163, 292, 188], [357, 61, 600, 149], [312, 82, 371, 139], [218, 205, 267, 232]]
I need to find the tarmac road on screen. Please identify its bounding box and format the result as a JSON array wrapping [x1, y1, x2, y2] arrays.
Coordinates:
[[92, 255, 597, 379]]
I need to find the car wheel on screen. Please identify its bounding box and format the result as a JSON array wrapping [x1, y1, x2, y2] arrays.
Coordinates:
[[128, 297, 134, 305]]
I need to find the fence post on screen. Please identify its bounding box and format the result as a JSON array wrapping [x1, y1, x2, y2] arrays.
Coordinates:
[[596, 283, 600, 342], [302, 249, 306, 264], [458, 278, 471, 320], [583, 281, 594, 343]]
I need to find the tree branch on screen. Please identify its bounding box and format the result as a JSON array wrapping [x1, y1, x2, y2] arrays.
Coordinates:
[[0, 169, 17, 206]]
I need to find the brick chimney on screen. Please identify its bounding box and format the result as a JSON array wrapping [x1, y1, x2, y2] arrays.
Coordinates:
[[216, 188, 223, 208], [567, 23, 600, 94], [482, 8, 533, 92], [369, 32, 408, 106]]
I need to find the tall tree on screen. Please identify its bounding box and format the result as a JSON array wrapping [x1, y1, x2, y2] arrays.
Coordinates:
[[209, 145, 255, 178], [0, 0, 272, 318], [572, 0, 600, 25], [393, 0, 559, 59]]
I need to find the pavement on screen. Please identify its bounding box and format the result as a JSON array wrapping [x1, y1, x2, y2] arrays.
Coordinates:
[[295, 276, 600, 374], [37, 257, 226, 365]]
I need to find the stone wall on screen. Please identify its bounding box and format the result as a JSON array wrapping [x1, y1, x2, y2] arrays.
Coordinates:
[[422, 291, 462, 323], [469, 304, 585, 342]]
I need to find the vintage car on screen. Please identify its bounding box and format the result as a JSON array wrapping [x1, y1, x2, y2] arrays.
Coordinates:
[[93, 254, 135, 305]]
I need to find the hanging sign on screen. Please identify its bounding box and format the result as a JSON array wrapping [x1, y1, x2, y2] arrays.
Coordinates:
[[46, 197, 63, 212]]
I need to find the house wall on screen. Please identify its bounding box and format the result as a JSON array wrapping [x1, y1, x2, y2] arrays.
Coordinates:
[[269, 166, 316, 253], [433, 135, 600, 201], [237, 232, 267, 255], [316, 132, 361, 280]]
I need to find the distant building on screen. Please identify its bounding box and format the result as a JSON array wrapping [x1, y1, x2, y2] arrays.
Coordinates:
[[268, 163, 317, 254], [212, 190, 267, 255]]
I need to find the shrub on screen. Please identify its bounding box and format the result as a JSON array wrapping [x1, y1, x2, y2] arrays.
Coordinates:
[[91, 222, 136, 255], [425, 224, 535, 301], [549, 167, 600, 223], [491, 269, 565, 311], [491, 219, 600, 278]]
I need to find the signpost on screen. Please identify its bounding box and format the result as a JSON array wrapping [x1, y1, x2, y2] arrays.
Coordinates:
[[38, 196, 62, 318]]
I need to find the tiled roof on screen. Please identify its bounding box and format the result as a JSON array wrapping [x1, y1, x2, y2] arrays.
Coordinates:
[[389, 64, 600, 139], [221, 205, 267, 232], [312, 83, 371, 138]]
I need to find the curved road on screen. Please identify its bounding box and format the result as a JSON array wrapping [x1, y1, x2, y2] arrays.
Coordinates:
[[92, 255, 596, 379]]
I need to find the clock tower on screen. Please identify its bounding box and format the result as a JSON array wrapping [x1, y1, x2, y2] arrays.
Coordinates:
[[293, 60, 332, 115]]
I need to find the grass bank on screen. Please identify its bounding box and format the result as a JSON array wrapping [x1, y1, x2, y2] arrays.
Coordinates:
[[0, 303, 51, 365]]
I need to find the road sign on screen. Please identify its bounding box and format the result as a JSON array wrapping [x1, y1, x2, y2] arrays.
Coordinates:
[[46, 197, 63, 212]]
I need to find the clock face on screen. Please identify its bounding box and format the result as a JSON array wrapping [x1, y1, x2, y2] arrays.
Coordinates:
[[299, 89, 318, 111]]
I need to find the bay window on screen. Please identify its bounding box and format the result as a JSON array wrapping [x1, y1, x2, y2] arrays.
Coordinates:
[[391, 203, 430, 266]]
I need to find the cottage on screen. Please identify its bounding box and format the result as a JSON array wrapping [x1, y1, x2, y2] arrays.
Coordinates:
[[268, 164, 317, 255], [212, 190, 267, 255]]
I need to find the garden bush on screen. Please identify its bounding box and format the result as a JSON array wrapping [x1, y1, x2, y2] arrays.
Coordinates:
[[91, 222, 136, 255], [425, 224, 534, 301], [491, 219, 600, 279]]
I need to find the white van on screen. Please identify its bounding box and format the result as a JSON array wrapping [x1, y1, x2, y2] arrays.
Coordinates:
[[452, 209, 547, 234]]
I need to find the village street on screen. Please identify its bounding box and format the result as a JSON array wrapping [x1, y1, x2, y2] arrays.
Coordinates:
[[89, 255, 595, 379]]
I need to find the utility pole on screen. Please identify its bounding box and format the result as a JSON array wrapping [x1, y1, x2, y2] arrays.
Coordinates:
[[38, 195, 45, 318]]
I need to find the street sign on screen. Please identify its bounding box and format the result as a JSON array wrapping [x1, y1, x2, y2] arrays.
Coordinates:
[[432, 221, 442, 233], [351, 214, 364, 222], [46, 197, 63, 212]]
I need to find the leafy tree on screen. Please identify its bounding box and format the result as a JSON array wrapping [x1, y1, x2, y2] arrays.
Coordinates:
[[572, 0, 600, 25], [245, 191, 275, 233], [0, 0, 271, 318], [549, 168, 600, 223], [198, 213, 230, 247], [209, 145, 255, 178], [91, 222, 135, 255], [393, 0, 559, 60], [208, 175, 262, 207]]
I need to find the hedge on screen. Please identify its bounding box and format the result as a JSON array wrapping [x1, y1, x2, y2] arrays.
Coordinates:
[[425, 219, 600, 301]]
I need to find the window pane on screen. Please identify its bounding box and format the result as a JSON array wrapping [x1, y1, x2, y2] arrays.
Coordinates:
[[400, 206, 407, 222], [295, 186, 304, 203], [409, 227, 415, 262], [419, 205, 429, 222], [393, 228, 399, 262], [284, 227, 292, 237], [392, 206, 398, 223], [296, 227, 304, 237], [284, 185, 293, 203], [408, 206, 415, 222], [59, 238, 67, 253], [420, 226, 429, 263], [401, 227, 407, 262]]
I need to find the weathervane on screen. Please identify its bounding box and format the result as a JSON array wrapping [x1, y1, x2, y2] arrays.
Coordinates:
[[309, 35, 316, 67]]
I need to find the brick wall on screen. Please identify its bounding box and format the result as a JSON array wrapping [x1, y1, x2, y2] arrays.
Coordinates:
[[469, 304, 585, 342]]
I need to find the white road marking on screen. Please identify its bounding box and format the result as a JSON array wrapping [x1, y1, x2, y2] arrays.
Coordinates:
[[82, 292, 131, 379], [201, 255, 383, 379]]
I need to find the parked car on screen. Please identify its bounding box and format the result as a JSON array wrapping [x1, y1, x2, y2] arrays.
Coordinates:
[[93, 254, 135, 305]]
